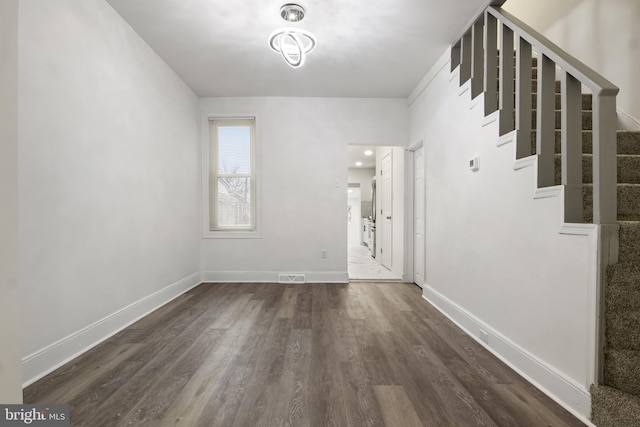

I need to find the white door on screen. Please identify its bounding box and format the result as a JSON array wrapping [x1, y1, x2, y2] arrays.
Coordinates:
[[413, 147, 425, 287], [381, 152, 393, 269]]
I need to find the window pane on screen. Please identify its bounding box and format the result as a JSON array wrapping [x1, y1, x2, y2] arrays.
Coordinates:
[[217, 177, 252, 227], [218, 126, 251, 174]]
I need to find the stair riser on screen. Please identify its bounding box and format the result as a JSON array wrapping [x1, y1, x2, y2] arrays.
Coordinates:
[[530, 131, 640, 155], [499, 79, 561, 93], [495, 53, 538, 68], [606, 283, 640, 312], [604, 349, 640, 397], [591, 385, 640, 427], [530, 110, 592, 130], [608, 264, 640, 287], [606, 311, 640, 351], [583, 186, 640, 222], [497, 66, 539, 80], [531, 93, 591, 110], [618, 222, 640, 262], [554, 155, 640, 185]]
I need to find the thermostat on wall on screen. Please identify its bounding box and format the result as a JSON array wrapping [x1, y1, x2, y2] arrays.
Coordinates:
[[469, 156, 479, 172]]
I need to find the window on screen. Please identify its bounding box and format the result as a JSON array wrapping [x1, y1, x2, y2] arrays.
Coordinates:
[[209, 118, 256, 232]]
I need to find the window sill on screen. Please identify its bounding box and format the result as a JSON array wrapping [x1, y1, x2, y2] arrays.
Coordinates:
[[203, 230, 262, 239]]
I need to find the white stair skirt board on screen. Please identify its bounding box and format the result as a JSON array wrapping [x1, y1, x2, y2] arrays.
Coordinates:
[[469, 92, 484, 110], [482, 110, 499, 128], [22, 271, 202, 387], [513, 155, 536, 171], [422, 285, 593, 424], [497, 130, 515, 147], [201, 271, 349, 284], [458, 81, 471, 98]]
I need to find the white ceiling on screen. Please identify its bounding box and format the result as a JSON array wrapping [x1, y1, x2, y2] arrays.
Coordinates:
[[106, 0, 489, 98], [348, 145, 378, 169]]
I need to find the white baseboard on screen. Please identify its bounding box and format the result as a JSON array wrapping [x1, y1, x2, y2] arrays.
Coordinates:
[[201, 270, 349, 284], [422, 285, 592, 424], [22, 271, 202, 387]]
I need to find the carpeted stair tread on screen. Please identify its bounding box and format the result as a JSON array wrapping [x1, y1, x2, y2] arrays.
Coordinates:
[[591, 384, 640, 427], [605, 310, 640, 351], [604, 348, 640, 397], [582, 185, 640, 222]]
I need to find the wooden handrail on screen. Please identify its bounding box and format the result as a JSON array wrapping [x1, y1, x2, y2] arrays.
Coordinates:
[[487, 7, 618, 96]]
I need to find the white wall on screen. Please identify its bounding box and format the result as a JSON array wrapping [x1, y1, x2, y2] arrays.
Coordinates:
[[19, 0, 201, 384], [409, 50, 597, 419], [200, 97, 408, 282], [0, 0, 23, 403], [504, 0, 640, 128]]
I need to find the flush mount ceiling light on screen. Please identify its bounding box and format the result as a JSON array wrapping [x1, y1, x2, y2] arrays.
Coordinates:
[[269, 3, 316, 68], [280, 3, 305, 22]]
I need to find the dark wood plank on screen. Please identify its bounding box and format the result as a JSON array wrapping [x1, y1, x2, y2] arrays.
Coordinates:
[[23, 282, 586, 427], [193, 303, 276, 427], [307, 284, 350, 427], [373, 385, 423, 427], [292, 285, 312, 329], [230, 317, 292, 427], [158, 299, 265, 426]]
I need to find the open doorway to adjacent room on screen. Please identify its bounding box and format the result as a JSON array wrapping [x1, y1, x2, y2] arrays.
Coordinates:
[[347, 145, 402, 282]]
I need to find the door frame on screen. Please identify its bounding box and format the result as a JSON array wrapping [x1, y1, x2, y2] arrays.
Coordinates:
[[404, 138, 425, 286]]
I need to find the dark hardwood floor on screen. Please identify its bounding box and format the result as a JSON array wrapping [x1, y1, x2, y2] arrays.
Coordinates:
[[24, 282, 585, 426]]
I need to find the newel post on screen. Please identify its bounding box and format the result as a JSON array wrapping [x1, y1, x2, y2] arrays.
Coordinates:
[[592, 92, 618, 224]]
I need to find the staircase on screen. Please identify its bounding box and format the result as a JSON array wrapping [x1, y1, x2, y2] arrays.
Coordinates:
[[544, 76, 640, 427], [592, 153, 640, 426], [452, 5, 640, 426]]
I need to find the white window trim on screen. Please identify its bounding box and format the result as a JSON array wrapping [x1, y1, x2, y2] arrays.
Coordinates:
[[202, 113, 262, 239]]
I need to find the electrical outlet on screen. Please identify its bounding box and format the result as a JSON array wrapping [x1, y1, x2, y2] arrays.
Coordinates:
[[479, 329, 489, 344], [321, 249, 327, 259]]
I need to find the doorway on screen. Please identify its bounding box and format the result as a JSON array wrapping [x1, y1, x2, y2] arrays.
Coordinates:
[[347, 145, 402, 282]]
